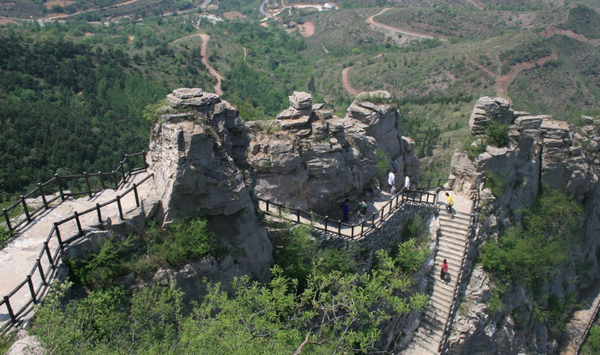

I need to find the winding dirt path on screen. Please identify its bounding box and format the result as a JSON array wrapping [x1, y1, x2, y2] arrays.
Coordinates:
[[171, 34, 224, 95], [541, 26, 600, 47], [367, 8, 448, 41], [243, 47, 247, 60], [467, 53, 559, 99], [200, 34, 224, 95], [466, 0, 484, 10], [342, 66, 363, 96]]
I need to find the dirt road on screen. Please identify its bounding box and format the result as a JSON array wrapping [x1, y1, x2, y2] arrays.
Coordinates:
[[171, 34, 224, 96], [342, 66, 363, 96], [367, 8, 447, 41], [467, 53, 559, 100]]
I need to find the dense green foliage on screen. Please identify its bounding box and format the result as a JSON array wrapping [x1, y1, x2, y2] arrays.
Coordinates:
[[485, 171, 505, 198], [34, 236, 430, 354], [485, 122, 509, 147], [68, 218, 223, 289], [581, 323, 600, 355], [481, 190, 583, 286], [462, 136, 487, 159]]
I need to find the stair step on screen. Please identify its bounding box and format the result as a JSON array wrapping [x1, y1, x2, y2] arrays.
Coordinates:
[[436, 245, 464, 258], [440, 210, 471, 219], [435, 253, 463, 266], [438, 234, 468, 248], [430, 279, 456, 293], [439, 221, 471, 234]]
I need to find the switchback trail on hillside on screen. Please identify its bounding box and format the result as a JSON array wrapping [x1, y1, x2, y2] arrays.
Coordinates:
[[342, 66, 363, 96], [467, 53, 559, 101], [541, 26, 600, 47], [367, 8, 448, 41], [465, 0, 484, 10], [170, 34, 224, 96]]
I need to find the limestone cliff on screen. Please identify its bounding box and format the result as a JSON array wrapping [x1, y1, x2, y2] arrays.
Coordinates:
[[447, 97, 600, 354], [146, 88, 272, 282], [246, 91, 420, 213]]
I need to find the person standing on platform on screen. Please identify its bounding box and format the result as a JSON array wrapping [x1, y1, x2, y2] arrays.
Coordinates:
[[388, 171, 396, 194]]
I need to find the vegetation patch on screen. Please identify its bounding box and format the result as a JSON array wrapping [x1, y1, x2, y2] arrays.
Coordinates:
[[481, 189, 583, 287], [68, 217, 225, 290]]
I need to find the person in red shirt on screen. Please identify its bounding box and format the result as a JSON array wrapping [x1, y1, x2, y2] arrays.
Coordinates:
[[440, 259, 449, 281]]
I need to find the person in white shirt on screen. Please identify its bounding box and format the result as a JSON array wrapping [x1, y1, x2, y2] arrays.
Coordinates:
[[388, 171, 395, 194], [404, 175, 411, 190]]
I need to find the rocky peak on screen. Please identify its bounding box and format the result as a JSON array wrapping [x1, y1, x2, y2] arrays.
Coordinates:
[[246, 91, 420, 213], [146, 88, 272, 282], [468, 96, 514, 135]]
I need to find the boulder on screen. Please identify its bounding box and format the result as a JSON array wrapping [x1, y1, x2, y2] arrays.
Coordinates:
[[289, 91, 312, 109]]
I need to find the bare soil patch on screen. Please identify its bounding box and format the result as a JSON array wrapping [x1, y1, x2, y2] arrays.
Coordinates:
[[44, 0, 74, 10], [223, 11, 245, 19], [541, 25, 600, 47], [0, 17, 17, 25], [297, 21, 315, 37]]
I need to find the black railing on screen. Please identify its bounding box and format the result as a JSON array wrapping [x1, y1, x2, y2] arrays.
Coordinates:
[[415, 178, 456, 191], [2, 152, 147, 233], [258, 188, 438, 240], [438, 186, 482, 354], [575, 293, 600, 354], [0, 153, 152, 332]]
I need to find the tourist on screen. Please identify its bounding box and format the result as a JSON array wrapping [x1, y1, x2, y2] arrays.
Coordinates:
[[440, 259, 449, 281], [445, 192, 454, 218], [404, 175, 411, 190], [388, 171, 395, 194], [341, 199, 350, 222], [358, 198, 368, 220]]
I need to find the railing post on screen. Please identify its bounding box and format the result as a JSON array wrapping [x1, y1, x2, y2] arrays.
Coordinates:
[[324, 216, 328, 233], [99, 171, 106, 190], [3, 209, 12, 231], [296, 209, 300, 223], [20, 195, 31, 223], [55, 174, 65, 201], [4, 296, 15, 322], [438, 177, 442, 188], [44, 242, 54, 270], [54, 223, 63, 250], [371, 214, 375, 227], [96, 203, 102, 224], [74, 211, 83, 235], [120, 160, 126, 185], [37, 259, 46, 285], [27, 275, 36, 303], [38, 183, 48, 210], [427, 179, 431, 189], [338, 220, 341, 236], [143, 150, 148, 169], [112, 171, 118, 189], [361, 220, 365, 236], [133, 183, 140, 207], [116, 195, 124, 220], [266, 200, 270, 213], [125, 154, 132, 178], [83, 172, 92, 198], [351, 225, 354, 238]]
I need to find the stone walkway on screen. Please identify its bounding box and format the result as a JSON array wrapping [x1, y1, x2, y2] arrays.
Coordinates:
[[258, 189, 438, 239], [403, 190, 474, 355], [0, 173, 151, 328], [560, 280, 600, 355]]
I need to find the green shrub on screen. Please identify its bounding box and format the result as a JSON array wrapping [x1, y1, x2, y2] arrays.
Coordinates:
[[582, 325, 600, 355], [485, 171, 505, 198], [376, 150, 391, 178], [481, 190, 582, 287], [0, 226, 15, 248], [462, 136, 487, 159], [356, 91, 390, 105], [485, 122, 510, 147], [486, 291, 503, 314]]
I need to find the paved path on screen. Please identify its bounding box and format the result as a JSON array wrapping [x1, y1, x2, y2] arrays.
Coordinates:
[[560, 280, 600, 355], [0, 173, 151, 327], [367, 8, 448, 41]]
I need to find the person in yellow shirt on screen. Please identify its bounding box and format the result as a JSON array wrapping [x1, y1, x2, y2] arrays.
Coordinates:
[[445, 192, 454, 218]]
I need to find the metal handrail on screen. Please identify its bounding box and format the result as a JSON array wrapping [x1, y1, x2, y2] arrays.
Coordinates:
[[438, 186, 481, 354], [2, 152, 148, 233], [258, 187, 438, 240], [575, 292, 600, 354], [0, 154, 152, 332]]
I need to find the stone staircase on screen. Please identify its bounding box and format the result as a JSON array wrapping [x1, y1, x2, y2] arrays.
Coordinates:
[[406, 210, 472, 355]]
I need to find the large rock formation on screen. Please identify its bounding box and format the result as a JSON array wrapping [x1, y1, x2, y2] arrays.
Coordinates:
[[146, 88, 272, 282], [246, 91, 420, 213], [446, 97, 600, 354]]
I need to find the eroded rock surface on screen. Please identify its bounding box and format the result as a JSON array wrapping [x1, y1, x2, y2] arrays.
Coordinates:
[[146, 88, 272, 282], [246, 91, 420, 213]]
